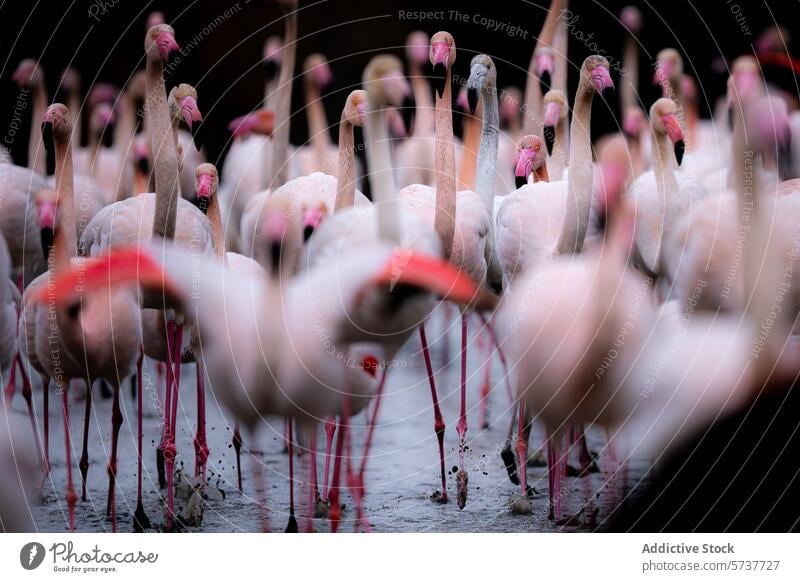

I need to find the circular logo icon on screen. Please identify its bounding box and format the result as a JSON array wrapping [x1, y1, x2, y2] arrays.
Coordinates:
[[20, 542, 46, 570]]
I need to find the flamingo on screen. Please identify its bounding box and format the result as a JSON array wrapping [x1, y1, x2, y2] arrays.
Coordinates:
[[11, 59, 48, 176], [168, 84, 205, 202]]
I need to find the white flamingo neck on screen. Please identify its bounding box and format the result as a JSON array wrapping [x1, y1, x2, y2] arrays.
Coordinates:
[[53, 133, 78, 265], [268, 9, 298, 189], [146, 55, 180, 240], [434, 64, 457, 259], [650, 122, 679, 269], [554, 74, 595, 256], [410, 61, 435, 134], [476, 84, 499, 212], [365, 105, 401, 244], [30, 79, 48, 175], [305, 80, 331, 151], [113, 90, 136, 201]]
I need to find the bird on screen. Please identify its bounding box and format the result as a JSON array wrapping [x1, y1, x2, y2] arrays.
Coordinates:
[[11, 59, 48, 176]]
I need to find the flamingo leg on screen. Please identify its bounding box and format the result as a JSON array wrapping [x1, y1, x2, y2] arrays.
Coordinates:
[[62, 386, 77, 531], [515, 403, 532, 498], [156, 322, 174, 491], [3, 353, 16, 406], [306, 425, 318, 531], [477, 328, 492, 430], [79, 381, 92, 502], [455, 314, 469, 509], [321, 416, 336, 502], [232, 422, 243, 492], [164, 322, 183, 531], [419, 324, 448, 503], [247, 428, 270, 532], [285, 418, 298, 532], [106, 382, 123, 532], [193, 361, 209, 479], [17, 355, 42, 466], [329, 410, 349, 533], [42, 375, 50, 475], [133, 349, 150, 531]]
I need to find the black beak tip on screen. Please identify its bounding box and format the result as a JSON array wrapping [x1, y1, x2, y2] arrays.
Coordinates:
[[303, 225, 314, 243], [515, 175, 528, 189], [467, 87, 479, 115], [543, 126, 555, 156], [41, 121, 53, 153], [539, 70, 551, 94], [137, 158, 150, 175], [263, 60, 279, 82], [197, 196, 209, 214], [674, 140, 685, 166], [401, 94, 416, 136]]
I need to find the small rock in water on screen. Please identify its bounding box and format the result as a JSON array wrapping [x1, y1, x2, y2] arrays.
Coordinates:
[[314, 497, 330, 519], [509, 495, 532, 515]]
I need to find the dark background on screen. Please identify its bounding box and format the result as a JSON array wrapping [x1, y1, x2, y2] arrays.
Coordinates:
[[0, 0, 797, 174]]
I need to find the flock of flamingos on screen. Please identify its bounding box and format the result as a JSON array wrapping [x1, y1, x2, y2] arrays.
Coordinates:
[[1, 0, 800, 533]]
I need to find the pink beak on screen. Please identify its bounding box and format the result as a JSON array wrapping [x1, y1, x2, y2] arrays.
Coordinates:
[[12, 64, 32, 86], [156, 31, 180, 62], [662, 114, 683, 144], [514, 149, 535, 178], [180, 96, 202, 128], [623, 111, 643, 136], [313, 63, 334, 88], [431, 41, 450, 66], [653, 60, 673, 85], [733, 71, 760, 99], [542, 102, 561, 127], [591, 66, 615, 96], [37, 201, 56, 229], [302, 206, 324, 231], [196, 173, 215, 200], [264, 211, 288, 242], [535, 53, 555, 77]]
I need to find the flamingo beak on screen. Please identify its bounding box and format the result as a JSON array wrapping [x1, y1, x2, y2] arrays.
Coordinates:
[[263, 59, 280, 82], [41, 120, 54, 153], [156, 31, 180, 62], [431, 41, 450, 98], [36, 200, 56, 230], [12, 63, 32, 87], [535, 53, 554, 94], [301, 206, 325, 242], [592, 66, 615, 100], [196, 174, 214, 213], [542, 102, 561, 155], [662, 114, 685, 165], [653, 59, 673, 86], [356, 102, 367, 125], [514, 149, 534, 189], [180, 96, 203, 149]]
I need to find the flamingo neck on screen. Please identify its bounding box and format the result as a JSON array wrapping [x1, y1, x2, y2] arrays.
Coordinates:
[[550, 115, 568, 179], [305, 79, 331, 153], [206, 194, 226, 261], [554, 73, 595, 256], [649, 124, 680, 270], [147, 54, 179, 241], [553, 3, 568, 96], [268, 9, 298, 189], [622, 33, 639, 113], [410, 61, 435, 134], [434, 63, 456, 259], [458, 101, 481, 191], [476, 84, 499, 212], [533, 164, 550, 183], [53, 133, 77, 271], [113, 90, 136, 201], [334, 116, 356, 212], [29, 79, 48, 175], [365, 103, 401, 244]]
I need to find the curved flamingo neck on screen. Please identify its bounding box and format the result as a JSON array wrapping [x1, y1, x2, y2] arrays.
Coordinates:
[[334, 115, 356, 212], [434, 62, 456, 259], [30, 79, 48, 175], [113, 90, 136, 201], [53, 132, 77, 270], [365, 103, 401, 244], [146, 54, 179, 241], [268, 9, 298, 189], [410, 61, 435, 135], [550, 114, 568, 179], [554, 72, 595, 256], [205, 193, 226, 261]]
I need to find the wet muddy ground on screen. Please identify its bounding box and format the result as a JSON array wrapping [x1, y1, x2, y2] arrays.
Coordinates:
[[16, 314, 650, 533]]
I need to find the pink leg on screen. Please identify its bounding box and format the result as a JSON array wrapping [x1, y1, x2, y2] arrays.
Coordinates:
[[193, 361, 209, 479], [306, 426, 318, 532], [61, 386, 77, 531], [455, 314, 469, 509], [285, 418, 298, 532], [246, 429, 270, 532], [164, 322, 183, 531], [3, 353, 16, 406], [477, 331, 492, 430], [321, 417, 336, 502], [17, 355, 42, 467], [133, 349, 150, 531], [419, 324, 448, 504], [105, 382, 123, 532], [547, 431, 555, 520], [156, 323, 174, 491], [42, 375, 50, 475], [329, 412, 348, 533], [232, 422, 243, 492], [79, 381, 92, 502], [515, 403, 531, 497], [479, 313, 513, 404]]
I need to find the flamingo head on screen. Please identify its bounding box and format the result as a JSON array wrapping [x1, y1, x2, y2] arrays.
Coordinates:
[[534, 47, 555, 95], [620, 6, 642, 33], [304, 54, 334, 89], [146, 24, 179, 63], [584, 54, 614, 100], [169, 83, 203, 149], [41, 103, 72, 151], [133, 137, 150, 176], [514, 134, 546, 188], [406, 31, 430, 67], [228, 108, 275, 139], [429, 31, 455, 98], [195, 163, 219, 214], [622, 107, 646, 138], [34, 188, 58, 261], [12, 59, 41, 88], [466, 54, 495, 114], [542, 89, 568, 155], [653, 48, 682, 92], [301, 203, 327, 242], [650, 98, 685, 165], [262, 36, 282, 82], [499, 86, 522, 130], [343, 90, 368, 127]]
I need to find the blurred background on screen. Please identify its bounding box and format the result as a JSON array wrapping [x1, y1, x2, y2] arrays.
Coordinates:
[[0, 0, 797, 176]]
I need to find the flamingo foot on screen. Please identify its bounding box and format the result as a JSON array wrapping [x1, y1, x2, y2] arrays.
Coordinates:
[[156, 448, 166, 489], [133, 501, 151, 532], [314, 495, 330, 518], [232, 426, 243, 492], [285, 513, 298, 533], [456, 469, 468, 510]]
